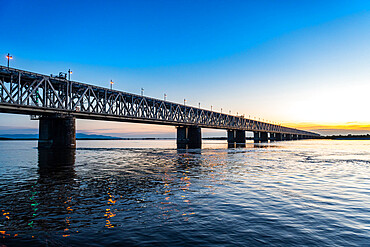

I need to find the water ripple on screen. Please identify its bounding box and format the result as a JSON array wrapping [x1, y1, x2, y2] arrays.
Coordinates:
[[0, 140, 369, 246]]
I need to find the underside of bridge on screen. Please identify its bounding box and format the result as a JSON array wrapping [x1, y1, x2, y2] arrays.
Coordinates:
[[36, 116, 316, 150]]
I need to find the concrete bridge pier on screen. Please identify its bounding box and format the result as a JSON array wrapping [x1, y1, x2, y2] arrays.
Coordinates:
[[260, 132, 268, 142], [177, 126, 202, 149], [275, 133, 282, 141], [269, 133, 277, 141], [227, 130, 246, 148], [253, 131, 260, 143], [38, 115, 76, 149], [254, 132, 269, 142]]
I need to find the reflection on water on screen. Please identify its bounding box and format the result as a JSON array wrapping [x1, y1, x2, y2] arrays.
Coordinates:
[[228, 143, 246, 149], [38, 149, 76, 181], [0, 140, 370, 246]]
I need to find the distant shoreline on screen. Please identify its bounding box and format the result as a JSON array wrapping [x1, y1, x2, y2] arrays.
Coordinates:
[[320, 136, 370, 140], [0, 137, 176, 141], [1, 135, 369, 141]]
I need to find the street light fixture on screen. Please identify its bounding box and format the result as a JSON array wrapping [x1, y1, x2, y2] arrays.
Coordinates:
[[141, 88, 144, 96], [6, 53, 13, 69], [110, 80, 114, 90], [211, 105, 213, 111], [184, 99, 186, 106], [68, 69, 72, 81], [164, 93, 167, 101]]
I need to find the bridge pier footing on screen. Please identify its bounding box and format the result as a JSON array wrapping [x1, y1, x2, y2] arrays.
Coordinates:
[[177, 126, 201, 149], [227, 130, 246, 148], [38, 115, 76, 149]]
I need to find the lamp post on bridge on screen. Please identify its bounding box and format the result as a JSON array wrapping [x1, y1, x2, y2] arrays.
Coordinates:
[[6, 53, 13, 69], [164, 93, 167, 101], [211, 105, 213, 111], [110, 80, 114, 90], [184, 99, 186, 106], [68, 69, 72, 81], [141, 88, 144, 96]]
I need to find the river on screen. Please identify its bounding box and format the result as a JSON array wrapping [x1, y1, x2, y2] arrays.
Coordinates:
[[0, 140, 369, 246]]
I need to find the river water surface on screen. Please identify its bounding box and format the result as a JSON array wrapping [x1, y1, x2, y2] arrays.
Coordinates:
[[0, 140, 369, 246]]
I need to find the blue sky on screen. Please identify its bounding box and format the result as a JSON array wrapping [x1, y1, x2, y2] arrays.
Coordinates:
[[1, 0, 370, 137]]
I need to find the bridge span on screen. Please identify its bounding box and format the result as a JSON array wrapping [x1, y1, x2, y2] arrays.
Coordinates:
[[0, 66, 320, 149]]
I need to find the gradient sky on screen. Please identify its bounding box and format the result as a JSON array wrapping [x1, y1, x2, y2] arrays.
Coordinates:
[[1, 0, 370, 137]]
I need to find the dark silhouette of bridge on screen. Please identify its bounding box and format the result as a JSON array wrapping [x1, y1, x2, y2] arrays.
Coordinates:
[[0, 66, 320, 149]]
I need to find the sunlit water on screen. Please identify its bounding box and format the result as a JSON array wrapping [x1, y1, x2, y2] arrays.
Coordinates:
[[0, 140, 369, 246]]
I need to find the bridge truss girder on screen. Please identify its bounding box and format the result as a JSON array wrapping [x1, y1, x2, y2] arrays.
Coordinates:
[[0, 66, 319, 137]]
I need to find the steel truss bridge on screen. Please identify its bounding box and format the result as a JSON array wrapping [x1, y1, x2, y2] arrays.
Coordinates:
[[0, 66, 319, 149]]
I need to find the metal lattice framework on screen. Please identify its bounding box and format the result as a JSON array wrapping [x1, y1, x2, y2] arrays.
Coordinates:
[[0, 66, 319, 137]]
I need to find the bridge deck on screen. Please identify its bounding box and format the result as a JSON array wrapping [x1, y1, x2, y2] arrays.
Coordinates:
[[0, 66, 319, 137]]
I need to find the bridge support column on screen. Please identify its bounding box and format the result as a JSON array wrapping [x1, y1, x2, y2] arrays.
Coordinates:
[[227, 130, 246, 148], [38, 115, 76, 149], [282, 134, 288, 141], [177, 126, 201, 149], [269, 133, 276, 141], [260, 132, 268, 142], [275, 133, 282, 141], [253, 131, 260, 143]]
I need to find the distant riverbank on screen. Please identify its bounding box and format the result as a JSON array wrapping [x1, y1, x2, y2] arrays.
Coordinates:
[[320, 134, 370, 140], [1, 134, 369, 141]]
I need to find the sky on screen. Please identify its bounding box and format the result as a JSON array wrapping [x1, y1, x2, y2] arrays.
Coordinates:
[[1, 0, 370, 137]]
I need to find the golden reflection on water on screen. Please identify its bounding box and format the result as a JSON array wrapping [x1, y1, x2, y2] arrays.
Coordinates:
[[105, 189, 117, 228]]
